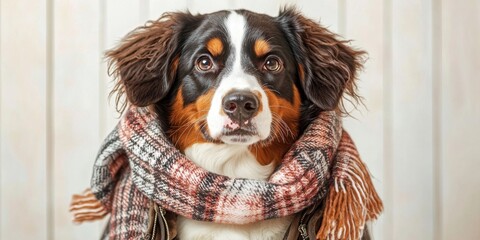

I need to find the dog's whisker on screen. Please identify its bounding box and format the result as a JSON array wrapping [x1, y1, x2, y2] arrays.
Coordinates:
[[270, 113, 295, 143]]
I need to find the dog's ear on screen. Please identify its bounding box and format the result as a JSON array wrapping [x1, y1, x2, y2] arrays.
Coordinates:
[[277, 8, 365, 111], [107, 12, 199, 109]]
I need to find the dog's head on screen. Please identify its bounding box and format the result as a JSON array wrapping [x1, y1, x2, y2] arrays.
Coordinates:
[[107, 8, 364, 163]]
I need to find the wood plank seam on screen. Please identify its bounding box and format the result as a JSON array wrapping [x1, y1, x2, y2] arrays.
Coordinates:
[[46, 0, 55, 239], [0, 0, 3, 236]]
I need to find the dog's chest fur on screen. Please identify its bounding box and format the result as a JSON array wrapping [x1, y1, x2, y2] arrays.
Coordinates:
[[176, 143, 292, 240]]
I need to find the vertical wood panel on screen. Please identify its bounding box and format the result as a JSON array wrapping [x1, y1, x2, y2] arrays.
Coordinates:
[[296, 0, 339, 33], [432, 0, 442, 239], [187, 0, 233, 14], [441, 0, 480, 239], [53, 0, 102, 239], [149, 0, 188, 18], [140, 0, 149, 22], [391, 0, 435, 239], [0, 0, 2, 237], [343, 0, 385, 239], [0, 0, 48, 239], [46, 1, 53, 238], [383, 0, 394, 238]]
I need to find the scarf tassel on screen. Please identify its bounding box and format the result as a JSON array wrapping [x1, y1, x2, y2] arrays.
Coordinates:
[[317, 132, 383, 240], [69, 189, 107, 223]]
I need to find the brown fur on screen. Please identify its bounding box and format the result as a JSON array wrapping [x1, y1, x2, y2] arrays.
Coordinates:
[[278, 8, 365, 114], [249, 86, 301, 165], [207, 38, 224, 57], [106, 12, 198, 112], [169, 88, 215, 152]]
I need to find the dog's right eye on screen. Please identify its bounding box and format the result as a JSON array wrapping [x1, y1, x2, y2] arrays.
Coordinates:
[[196, 55, 213, 71]]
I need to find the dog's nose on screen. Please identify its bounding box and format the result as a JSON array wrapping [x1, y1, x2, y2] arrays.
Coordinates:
[[222, 90, 259, 122]]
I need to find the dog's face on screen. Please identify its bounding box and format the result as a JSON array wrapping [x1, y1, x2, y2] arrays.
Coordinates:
[[172, 11, 301, 148], [107, 8, 363, 164]]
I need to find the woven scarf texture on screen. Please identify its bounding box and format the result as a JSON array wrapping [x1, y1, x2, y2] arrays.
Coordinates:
[[71, 106, 382, 239]]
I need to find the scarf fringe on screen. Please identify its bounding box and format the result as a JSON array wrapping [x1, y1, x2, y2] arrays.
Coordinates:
[[317, 131, 383, 240], [69, 189, 107, 223]]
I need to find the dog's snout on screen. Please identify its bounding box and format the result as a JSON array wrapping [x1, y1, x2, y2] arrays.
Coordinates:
[[222, 90, 259, 121]]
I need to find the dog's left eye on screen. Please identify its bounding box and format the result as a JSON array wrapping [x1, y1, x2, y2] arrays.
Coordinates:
[[263, 56, 283, 72], [196, 55, 213, 71]]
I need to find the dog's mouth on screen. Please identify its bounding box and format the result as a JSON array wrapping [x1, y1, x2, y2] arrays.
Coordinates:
[[221, 118, 260, 144], [223, 128, 256, 136], [201, 118, 261, 145]]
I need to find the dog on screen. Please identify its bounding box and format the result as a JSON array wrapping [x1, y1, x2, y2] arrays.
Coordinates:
[[107, 7, 363, 240]]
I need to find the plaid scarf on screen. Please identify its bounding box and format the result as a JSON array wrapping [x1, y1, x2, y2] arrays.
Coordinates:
[[70, 107, 382, 239]]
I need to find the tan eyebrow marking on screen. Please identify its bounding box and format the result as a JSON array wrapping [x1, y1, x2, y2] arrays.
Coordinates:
[[254, 39, 271, 57], [206, 37, 224, 57]]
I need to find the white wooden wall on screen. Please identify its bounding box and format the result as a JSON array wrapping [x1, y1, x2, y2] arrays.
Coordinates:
[[1, 0, 479, 239]]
